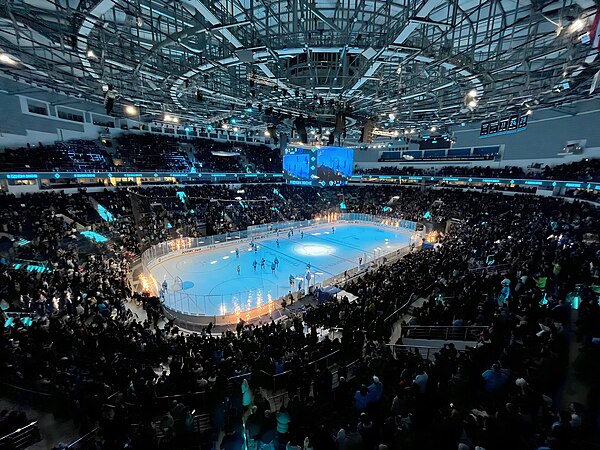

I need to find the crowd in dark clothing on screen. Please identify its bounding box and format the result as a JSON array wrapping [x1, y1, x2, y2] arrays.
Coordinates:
[[355, 158, 600, 182], [0, 184, 599, 449]]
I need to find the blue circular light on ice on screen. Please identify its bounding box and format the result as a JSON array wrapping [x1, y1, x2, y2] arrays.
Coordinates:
[[294, 243, 336, 256]]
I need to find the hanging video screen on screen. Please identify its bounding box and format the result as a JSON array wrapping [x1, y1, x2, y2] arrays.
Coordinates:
[[283, 146, 354, 186]]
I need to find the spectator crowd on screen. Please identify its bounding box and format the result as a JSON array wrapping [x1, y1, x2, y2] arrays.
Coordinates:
[[0, 176, 599, 449]]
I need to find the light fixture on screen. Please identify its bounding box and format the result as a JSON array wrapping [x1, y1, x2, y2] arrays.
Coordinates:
[[388, 113, 396, 121], [526, 109, 533, 116], [173, 117, 179, 123], [467, 100, 478, 108], [264, 130, 271, 137], [467, 89, 478, 97], [0, 53, 18, 66], [164, 114, 172, 122], [233, 126, 239, 132], [124, 105, 138, 116], [222, 123, 229, 129], [431, 126, 437, 132], [86, 49, 97, 59], [568, 19, 585, 34]]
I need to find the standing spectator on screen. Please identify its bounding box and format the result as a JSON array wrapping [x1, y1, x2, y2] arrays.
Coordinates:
[[482, 363, 508, 393]]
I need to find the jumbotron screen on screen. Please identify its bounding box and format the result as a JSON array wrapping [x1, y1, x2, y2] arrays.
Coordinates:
[[283, 145, 354, 186]]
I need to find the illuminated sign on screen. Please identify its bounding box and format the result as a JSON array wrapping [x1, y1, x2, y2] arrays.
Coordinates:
[[7, 173, 38, 179], [480, 113, 527, 138]]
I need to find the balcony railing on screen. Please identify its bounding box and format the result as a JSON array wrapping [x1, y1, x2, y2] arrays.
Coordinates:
[[401, 325, 488, 342]]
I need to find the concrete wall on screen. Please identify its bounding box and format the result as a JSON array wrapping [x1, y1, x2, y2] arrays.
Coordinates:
[[0, 77, 120, 147], [0, 77, 276, 149], [452, 98, 600, 161], [354, 98, 600, 168]]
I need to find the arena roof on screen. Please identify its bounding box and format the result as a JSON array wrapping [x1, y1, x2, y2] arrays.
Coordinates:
[[0, 0, 599, 134]]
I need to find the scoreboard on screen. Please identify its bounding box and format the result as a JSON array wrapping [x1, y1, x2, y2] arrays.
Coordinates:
[[480, 113, 528, 137]]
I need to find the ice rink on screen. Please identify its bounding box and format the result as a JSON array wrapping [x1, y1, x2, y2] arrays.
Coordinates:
[[149, 222, 413, 316]]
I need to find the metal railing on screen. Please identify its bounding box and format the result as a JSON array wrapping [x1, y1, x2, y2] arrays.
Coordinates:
[[401, 325, 488, 342], [65, 428, 99, 449], [384, 293, 418, 323], [387, 344, 467, 360], [0, 422, 41, 450], [260, 349, 342, 392], [266, 357, 362, 410], [469, 262, 513, 275]]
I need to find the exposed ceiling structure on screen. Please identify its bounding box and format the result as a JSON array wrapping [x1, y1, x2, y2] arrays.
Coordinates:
[[0, 0, 599, 135]]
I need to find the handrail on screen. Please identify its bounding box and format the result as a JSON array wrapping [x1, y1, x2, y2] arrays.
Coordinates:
[[227, 372, 252, 382], [402, 325, 489, 329], [386, 343, 468, 360], [1, 382, 53, 397], [404, 325, 489, 329], [387, 344, 447, 350], [384, 292, 417, 323], [0, 421, 38, 441], [402, 325, 488, 342], [307, 349, 340, 367], [65, 427, 99, 449], [266, 357, 362, 407]]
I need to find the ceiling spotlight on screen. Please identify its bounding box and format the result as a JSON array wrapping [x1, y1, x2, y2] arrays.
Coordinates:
[[0, 52, 18, 66], [388, 113, 396, 121], [430, 126, 437, 132], [102, 84, 110, 92], [467, 100, 478, 109], [467, 89, 478, 97], [164, 114, 172, 122], [86, 49, 97, 59], [222, 123, 229, 129], [568, 19, 585, 34], [233, 126, 240, 132], [124, 105, 138, 116], [526, 109, 533, 116], [264, 130, 271, 137], [172, 117, 179, 124]]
